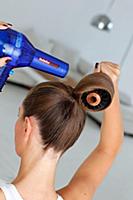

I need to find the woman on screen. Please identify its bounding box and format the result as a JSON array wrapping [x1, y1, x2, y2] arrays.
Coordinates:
[[0, 22, 124, 200]]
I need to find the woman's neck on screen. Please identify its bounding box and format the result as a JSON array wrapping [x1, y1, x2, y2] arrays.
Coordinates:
[[12, 148, 61, 200]]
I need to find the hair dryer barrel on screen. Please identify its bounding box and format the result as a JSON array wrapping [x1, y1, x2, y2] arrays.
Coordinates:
[[31, 48, 68, 78]]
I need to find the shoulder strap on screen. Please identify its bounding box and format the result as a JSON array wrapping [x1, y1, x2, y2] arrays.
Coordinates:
[[1, 183, 63, 200], [0, 183, 23, 200], [57, 194, 64, 200]]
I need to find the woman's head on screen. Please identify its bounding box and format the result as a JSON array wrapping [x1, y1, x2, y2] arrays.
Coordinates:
[[15, 81, 86, 156]]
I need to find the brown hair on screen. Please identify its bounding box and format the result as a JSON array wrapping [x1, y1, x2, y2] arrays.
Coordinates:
[[23, 81, 86, 153]]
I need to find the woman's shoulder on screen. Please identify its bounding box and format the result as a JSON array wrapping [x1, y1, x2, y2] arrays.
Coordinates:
[[0, 180, 7, 200], [0, 189, 5, 200]]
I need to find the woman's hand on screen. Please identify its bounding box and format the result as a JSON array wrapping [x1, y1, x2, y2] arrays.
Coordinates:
[[0, 21, 12, 66], [0, 57, 12, 67], [94, 61, 120, 85], [0, 21, 12, 30]]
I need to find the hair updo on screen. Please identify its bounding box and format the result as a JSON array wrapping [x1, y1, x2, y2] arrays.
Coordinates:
[[22, 81, 86, 153]]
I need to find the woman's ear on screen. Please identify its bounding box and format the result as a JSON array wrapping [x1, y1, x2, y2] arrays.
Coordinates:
[[23, 116, 32, 143]]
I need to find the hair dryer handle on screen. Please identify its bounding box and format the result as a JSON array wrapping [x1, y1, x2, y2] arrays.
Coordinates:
[[0, 65, 13, 91]]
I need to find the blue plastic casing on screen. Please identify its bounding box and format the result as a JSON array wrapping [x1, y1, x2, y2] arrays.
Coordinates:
[[0, 28, 69, 91]]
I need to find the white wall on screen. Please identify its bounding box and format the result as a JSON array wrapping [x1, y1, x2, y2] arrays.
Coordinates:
[[0, 0, 131, 63], [1, 0, 133, 103]]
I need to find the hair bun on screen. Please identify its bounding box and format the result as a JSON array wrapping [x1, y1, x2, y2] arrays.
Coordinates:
[[73, 72, 114, 112]]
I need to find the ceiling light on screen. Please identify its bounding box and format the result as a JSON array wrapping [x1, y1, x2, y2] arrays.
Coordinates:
[[91, 14, 113, 31]]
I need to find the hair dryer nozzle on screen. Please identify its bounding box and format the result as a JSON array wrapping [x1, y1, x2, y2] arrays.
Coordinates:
[[31, 49, 69, 78]]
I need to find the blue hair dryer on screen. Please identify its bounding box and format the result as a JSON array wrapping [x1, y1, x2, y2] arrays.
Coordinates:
[[0, 28, 69, 91]]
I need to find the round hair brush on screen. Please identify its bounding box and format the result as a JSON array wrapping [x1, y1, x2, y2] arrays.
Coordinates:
[[73, 70, 114, 112]]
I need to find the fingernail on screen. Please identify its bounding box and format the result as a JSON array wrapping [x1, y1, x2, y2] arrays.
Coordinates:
[[3, 24, 8, 27], [95, 63, 99, 68], [5, 59, 11, 63], [7, 23, 13, 26]]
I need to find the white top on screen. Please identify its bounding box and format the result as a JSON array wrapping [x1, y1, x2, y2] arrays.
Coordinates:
[[0, 183, 63, 200]]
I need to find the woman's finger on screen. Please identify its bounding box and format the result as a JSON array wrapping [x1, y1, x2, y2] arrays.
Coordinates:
[[100, 66, 120, 83], [100, 61, 120, 70], [0, 21, 13, 30], [93, 62, 101, 73], [101, 64, 120, 76], [0, 57, 12, 67]]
